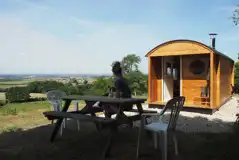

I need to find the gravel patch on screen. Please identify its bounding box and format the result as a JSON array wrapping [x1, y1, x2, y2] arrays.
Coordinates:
[[134, 96, 239, 133]]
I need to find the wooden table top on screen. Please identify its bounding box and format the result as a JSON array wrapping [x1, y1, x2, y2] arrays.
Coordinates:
[[62, 95, 146, 104]]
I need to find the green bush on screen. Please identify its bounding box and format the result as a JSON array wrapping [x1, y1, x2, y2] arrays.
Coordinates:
[[89, 77, 113, 96], [28, 97, 47, 102], [0, 100, 6, 106], [5, 86, 30, 103], [27, 80, 65, 93], [2, 108, 17, 116]]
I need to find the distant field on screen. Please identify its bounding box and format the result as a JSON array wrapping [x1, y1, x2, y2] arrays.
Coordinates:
[[0, 93, 5, 101], [0, 84, 27, 88], [0, 78, 53, 89], [0, 79, 35, 89], [0, 93, 46, 101], [0, 79, 34, 84]]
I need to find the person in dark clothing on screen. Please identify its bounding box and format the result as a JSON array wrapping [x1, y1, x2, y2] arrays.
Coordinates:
[[111, 61, 132, 98], [103, 61, 133, 118]]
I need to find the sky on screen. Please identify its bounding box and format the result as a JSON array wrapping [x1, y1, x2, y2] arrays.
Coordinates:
[[0, 0, 238, 74]]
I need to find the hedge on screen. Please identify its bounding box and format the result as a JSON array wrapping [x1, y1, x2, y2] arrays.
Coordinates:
[[27, 80, 65, 93], [5, 86, 30, 103]]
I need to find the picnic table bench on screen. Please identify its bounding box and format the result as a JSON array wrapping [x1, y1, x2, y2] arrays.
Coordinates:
[[43, 95, 156, 159]]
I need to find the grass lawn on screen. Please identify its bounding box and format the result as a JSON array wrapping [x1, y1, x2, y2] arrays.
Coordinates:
[[0, 100, 85, 133], [0, 94, 147, 132]]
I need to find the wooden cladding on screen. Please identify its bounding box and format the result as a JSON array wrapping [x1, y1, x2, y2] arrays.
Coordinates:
[[149, 41, 210, 57], [182, 55, 210, 106], [147, 39, 234, 109], [149, 57, 162, 103], [214, 55, 220, 108], [220, 57, 233, 104]]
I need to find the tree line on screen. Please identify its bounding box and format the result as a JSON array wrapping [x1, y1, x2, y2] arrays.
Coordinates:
[[4, 54, 148, 103]]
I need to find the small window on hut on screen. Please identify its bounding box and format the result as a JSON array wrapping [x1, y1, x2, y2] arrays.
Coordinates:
[[189, 60, 205, 75], [166, 62, 172, 76], [172, 64, 177, 80]]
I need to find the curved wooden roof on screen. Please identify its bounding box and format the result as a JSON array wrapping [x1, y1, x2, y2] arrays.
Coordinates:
[[145, 39, 234, 62]]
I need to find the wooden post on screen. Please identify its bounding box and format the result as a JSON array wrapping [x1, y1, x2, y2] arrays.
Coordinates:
[[148, 57, 151, 103], [232, 63, 235, 86], [216, 56, 220, 107], [210, 53, 214, 108], [180, 56, 183, 96]]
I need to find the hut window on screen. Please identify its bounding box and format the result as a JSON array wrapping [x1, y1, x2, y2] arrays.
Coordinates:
[[173, 68, 177, 80], [166, 62, 172, 76], [189, 60, 205, 75]]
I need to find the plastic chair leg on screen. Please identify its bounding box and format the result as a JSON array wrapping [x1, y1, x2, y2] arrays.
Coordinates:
[[160, 130, 167, 160], [63, 118, 67, 128], [60, 123, 63, 136], [77, 120, 80, 131], [153, 132, 158, 149], [173, 132, 179, 155], [136, 126, 143, 158]]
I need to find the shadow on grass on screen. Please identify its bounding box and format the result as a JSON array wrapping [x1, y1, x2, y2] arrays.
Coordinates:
[[0, 115, 238, 160]]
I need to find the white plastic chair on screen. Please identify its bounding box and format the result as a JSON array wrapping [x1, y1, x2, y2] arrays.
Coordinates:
[[46, 90, 80, 136], [136, 96, 185, 160]]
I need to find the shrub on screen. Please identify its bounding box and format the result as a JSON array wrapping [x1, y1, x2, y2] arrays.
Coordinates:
[[5, 86, 30, 103], [89, 77, 113, 95], [27, 80, 65, 93], [27, 97, 47, 102], [59, 85, 84, 95], [0, 88, 8, 92], [0, 100, 6, 106], [2, 108, 17, 116]]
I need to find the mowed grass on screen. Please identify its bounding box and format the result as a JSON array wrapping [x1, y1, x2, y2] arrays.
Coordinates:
[[0, 79, 40, 84], [0, 89, 147, 133], [0, 93, 46, 101], [0, 93, 5, 101], [0, 79, 32, 88], [0, 79, 45, 88], [0, 101, 52, 132], [0, 100, 85, 133], [0, 84, 27, 88]]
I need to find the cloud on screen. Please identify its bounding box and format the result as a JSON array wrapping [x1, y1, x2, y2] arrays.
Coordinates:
[[0, 13, 159, 74], [215, 5, 238, 13], [14, 0, 51, 11], [70, 17, 96, 27]]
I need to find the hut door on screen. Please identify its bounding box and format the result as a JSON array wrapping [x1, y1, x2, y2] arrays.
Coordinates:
[[162, 56, 174, 102]]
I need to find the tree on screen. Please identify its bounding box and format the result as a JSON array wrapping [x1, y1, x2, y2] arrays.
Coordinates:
[[83, 79, 88, 85], [69, 78, 79, 85], [125, 71, 148, 96], [90, 77, 114, 95], [232, 5, 239, 25], [111, 54, 141, 74], [121, 54, 141, 74], [234, 61, 239, 87], [111, 54, 148, 96]]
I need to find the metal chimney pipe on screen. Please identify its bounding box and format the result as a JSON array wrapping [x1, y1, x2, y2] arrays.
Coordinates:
[[209, 33, 217, 49]]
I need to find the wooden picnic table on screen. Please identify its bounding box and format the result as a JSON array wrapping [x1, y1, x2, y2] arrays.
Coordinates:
[[43, 95, 155, 158]]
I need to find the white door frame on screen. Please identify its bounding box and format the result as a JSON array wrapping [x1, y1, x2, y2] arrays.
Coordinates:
[[162, 56, 183, 101], [180, 56, 183, 96], [162, 56, 174, 102], [161, 57, 164, 101]]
